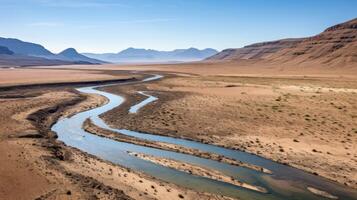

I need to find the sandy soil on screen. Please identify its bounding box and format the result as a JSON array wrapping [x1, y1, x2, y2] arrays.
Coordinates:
[[64, 148, 234, 200], [0, 67, 133, 87], [45, 61, 357, 77], [0, 72, 235, 200], [307, 187, 338, 199], [99, 73, 357, 189], [128, 152, 267, 193], [0, 86, 93, 199], [1, 62, 357, 199]]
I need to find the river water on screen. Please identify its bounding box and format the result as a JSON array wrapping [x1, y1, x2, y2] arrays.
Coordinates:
[[51, 75, 357, 200]]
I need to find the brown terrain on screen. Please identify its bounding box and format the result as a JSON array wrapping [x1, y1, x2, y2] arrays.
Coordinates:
[[0, 71, 231, 200], [0, 18, 356, 200], [127, 152, 267, 193], [0, 68, 127, 87], [91, 18, 357, 191], [99, 72, 357, 189], [83, 118, 272, 174], [207, 18, 357, 67]]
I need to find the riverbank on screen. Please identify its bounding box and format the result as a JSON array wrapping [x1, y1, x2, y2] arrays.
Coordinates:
[[100, 73, 357, 189], [0, 73, 233, 200], [128, 152, 267, 193], [1, 64, 356, 199], [83, 118, 272, 174], [0, 83, 116, 199]]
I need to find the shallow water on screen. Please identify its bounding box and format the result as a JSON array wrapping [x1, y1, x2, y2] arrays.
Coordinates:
[[128, 91, 158, 114], [52, 75, 357, 200]]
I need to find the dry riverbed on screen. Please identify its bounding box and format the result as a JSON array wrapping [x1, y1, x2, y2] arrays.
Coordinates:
[[101, 74, 357, 189], [0, 73, 233, 200], [1, 65, 356, 199]]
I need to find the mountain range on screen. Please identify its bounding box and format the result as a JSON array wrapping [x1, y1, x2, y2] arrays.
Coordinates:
[[83, 47, 218, 63], [0, 36, 217, 66], [206, 18, 357, 67], [0, 37, 105, 66], [1, 18, 356, 67]]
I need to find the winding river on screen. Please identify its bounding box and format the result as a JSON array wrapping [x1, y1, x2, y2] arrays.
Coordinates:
[[52, 74, 357, 200]]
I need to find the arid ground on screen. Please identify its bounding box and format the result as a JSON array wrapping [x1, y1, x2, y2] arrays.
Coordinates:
[[0, 62, 356, 199], [0, 68, 232, 200], [101, 67, 357, 189], [68, 62, 357, 188]]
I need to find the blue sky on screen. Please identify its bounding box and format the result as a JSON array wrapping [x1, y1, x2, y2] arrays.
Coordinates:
[[0, 0, 356, 53]]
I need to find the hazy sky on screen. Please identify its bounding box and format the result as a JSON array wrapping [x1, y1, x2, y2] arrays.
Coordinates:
[[1, 0, 356, 53]]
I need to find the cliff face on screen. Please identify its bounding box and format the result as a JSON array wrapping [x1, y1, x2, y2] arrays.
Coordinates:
[[266, 18, 357, 66], [208, 39, 303, 60], [207, 18, 357, 67]]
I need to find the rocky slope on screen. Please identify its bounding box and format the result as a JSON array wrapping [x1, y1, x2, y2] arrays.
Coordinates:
[[267, 18, 357, 66], [208, 38, 303, 60], [207, 18, 357, 67]]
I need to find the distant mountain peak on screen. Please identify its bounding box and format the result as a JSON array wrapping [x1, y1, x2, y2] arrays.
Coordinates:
[[57, 47, 105, 64], [0, 37, 54, 56], [59, 48, 79, 56]]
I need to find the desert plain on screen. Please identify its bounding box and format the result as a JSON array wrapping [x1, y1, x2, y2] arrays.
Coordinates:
[[0, 61, 356, 199]]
